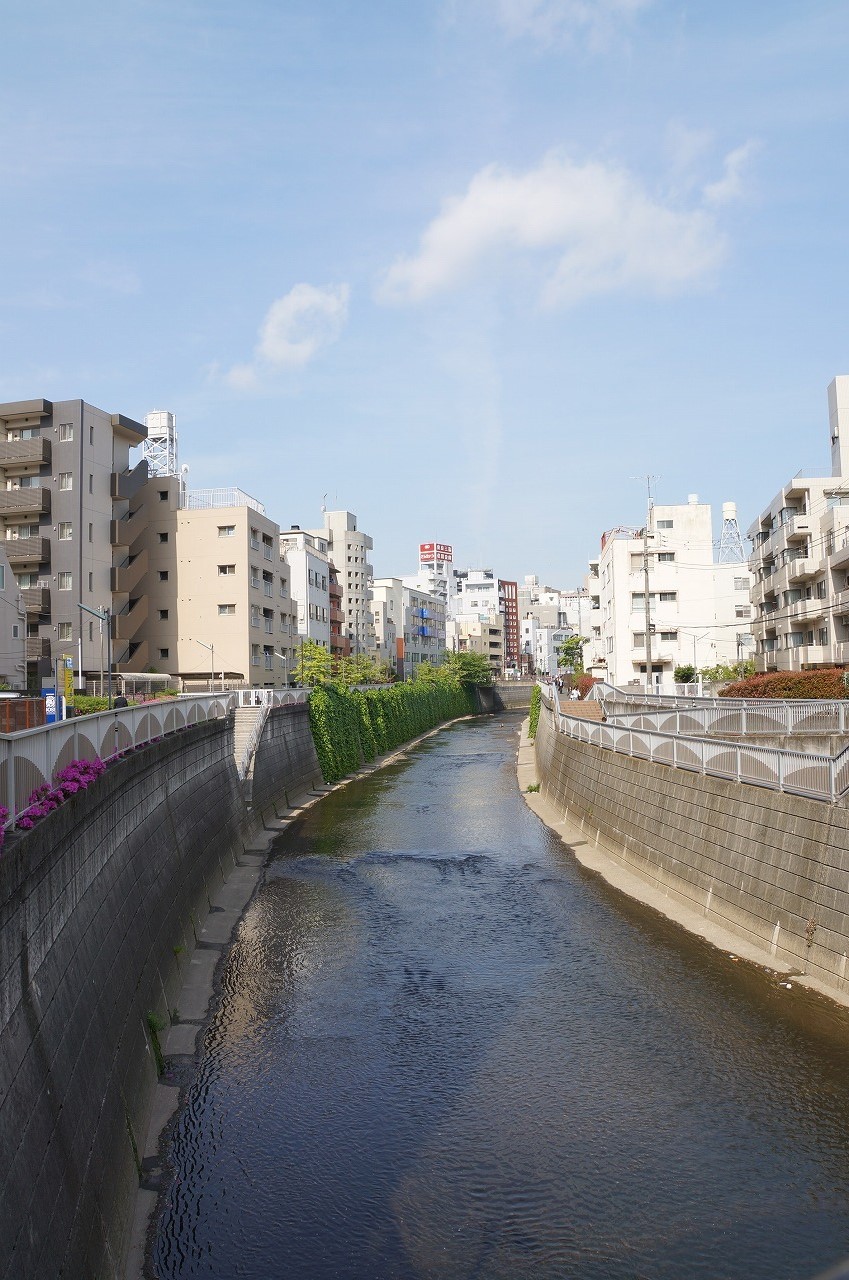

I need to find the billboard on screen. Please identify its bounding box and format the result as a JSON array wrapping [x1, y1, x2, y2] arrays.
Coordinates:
[[419, 542, 453, 560]]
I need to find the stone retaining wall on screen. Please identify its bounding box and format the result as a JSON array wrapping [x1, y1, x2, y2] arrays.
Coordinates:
[[0, 706, 321, 1280], [534, 702, 849, 1000]]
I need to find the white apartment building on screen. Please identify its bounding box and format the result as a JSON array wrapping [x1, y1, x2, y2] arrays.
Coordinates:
[[310, 509, 375, 655], [373, 578, 446, 679], [584, 495, 753, 689], [451, 567, 498, 616], [749, 375, 849, 672], [279, 525, 331, 649], [449, 612, 504, 677], [519, 616, 573, 679]]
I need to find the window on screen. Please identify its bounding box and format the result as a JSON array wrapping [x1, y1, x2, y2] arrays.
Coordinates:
[[657, 519, 673, 529], [58, 572, 71, 590], [633, 632, 645, 648], [88, 523, 92, 543], [58, 423, 74, 441], [250, 528, 260, 549], [735, 606, 749, 619], [280, 577, 287, 596], [58, 522, 72, 540], [250, 567, 260, 588], [321, 575, 327, 591], [818, 627, 829, 645], [218, 525, 235, 537], [816, 579, 827, 599], [159, 609, 169, 620], [159, 648, 169, 659], [159, 570, 169, 582], [659, 591, 677, 603], [218, 604, 235, 615], [251, 605, 260, 628], [827, 531, 836, 556], [89, 621, 93, 641], [218, 564, 236, 576], [88, 474, 93, 494], [58, 473, 72, 491], [58, 623, 72, 641], [89, 425, 94, 445], [158, 532, 168, 543], [159, 490, 168, 501], [88, 572, 93, 591], [657, 552, 675, 563], [12, 625, 19, 640], [734, 577, 748, 591], [251, 645, 261, 666]]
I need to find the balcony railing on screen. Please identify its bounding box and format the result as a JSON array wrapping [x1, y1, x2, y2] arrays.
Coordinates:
[[21, 587, 50, 614], [0, 487, 50, 516], [0, 437, 51, 467], [5, 537, 49, 564], [26, 636, 50, 660]]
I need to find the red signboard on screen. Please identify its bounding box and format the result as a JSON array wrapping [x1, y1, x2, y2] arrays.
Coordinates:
[[419, 542, 453, 558]]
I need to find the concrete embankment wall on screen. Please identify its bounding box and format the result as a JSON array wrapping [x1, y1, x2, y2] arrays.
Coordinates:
[[250, 703, 323, 823], [491, 682, 535, 711], [0, 704, 320, 1280], [534, 704, 849, 1000]]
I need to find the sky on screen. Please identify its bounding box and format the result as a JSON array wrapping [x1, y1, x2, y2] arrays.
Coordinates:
[[3, 0, 849, 587]]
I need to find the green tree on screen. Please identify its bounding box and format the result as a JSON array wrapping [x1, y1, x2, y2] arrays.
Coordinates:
[[293, 639, 334, 685], [699, 659, 755, 684], [674, 664, 696, 684], [442, 650, 493, 687], [556, 635, 587, 673]]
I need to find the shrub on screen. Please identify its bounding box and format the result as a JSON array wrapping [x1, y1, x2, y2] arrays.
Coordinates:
[[575, 675, 595, 698], [674, 664, 696, 684], [16, 757, 106, 830], [528, 685, 542, 738], [720, 669, 849, 700]]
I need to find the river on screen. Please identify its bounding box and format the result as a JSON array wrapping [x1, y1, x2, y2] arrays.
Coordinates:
[[152, 714, 849, 1280]]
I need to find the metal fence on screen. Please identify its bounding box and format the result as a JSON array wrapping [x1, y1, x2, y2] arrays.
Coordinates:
[[541, 686, 849, 804], [587, 681, 849, 734], [1, 687, 309, 823]]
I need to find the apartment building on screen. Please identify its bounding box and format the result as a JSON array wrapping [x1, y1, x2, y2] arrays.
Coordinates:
[[373, 578, 446, 678], [310, 509, 375, 654], [584, 495, 753, 689], [125, 480, 298, 686], [410, 541, 454, 603], [449, 613, 505, 677], [0, 398, 147, 687], [0, 544, 26, 688], [279, 526, 331, 649], [328, 564, 349, 662], [749, 375, 849, 671], [519, 616, 573, 679]]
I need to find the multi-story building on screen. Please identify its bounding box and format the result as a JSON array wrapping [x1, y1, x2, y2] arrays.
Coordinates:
[[310, 509, 375, 655], [0, 398, 148, 688], [749, 375, 849, 672], [126, 480, 298, 686], [449, 613, 504, 677], [279, 526, 331, 650], [373, 578, 446, 678], [412, 541, 454, 603], [583, 495, 752, 689], [519, 616, 574, 679], [328, 564, 349, 663], [499, 579, 519, 672]]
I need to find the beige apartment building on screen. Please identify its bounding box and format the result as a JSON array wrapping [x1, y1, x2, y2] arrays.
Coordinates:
[[310, 509, 375, 654], [749, 376, 849, 672], [449, 614, 505, 677], [125, 480, 298, 686]]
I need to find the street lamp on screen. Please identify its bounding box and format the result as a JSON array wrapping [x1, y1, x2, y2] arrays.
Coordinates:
[[194, 639, 216, 692], [79, 603, 112, 709], [273, 650, 289, 688]]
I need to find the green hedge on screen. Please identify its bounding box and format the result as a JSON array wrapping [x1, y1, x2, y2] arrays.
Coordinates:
[[528, 684, 541, 738], [308, 682, 475, 783]]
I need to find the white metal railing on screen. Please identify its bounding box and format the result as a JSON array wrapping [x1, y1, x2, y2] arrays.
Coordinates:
[[539, 686, 849, 804], [587, 680, 849, 731], [2, 687, 309, 825]]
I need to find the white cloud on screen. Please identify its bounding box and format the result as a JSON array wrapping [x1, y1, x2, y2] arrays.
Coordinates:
[[704, 141, 759, 206], [225, 282, 350, 387], [494, 0, 653, 48], [378, 148, 751, 309]]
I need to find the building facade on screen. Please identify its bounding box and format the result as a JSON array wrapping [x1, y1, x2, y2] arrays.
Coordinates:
[[749, 376, 849, 672], [584, 496, 753, 689], [279, 526, 331, 650], [373, 578, 446, 679], [310, 509, 375, 655], [0, 398, 148, 688]]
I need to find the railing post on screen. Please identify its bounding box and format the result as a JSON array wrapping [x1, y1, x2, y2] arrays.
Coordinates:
[[7, 744, 15, 821], [777, 752, 783, 792]]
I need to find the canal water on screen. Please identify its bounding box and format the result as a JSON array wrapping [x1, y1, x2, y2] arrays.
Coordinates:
[[153, 715, 849, 1280]]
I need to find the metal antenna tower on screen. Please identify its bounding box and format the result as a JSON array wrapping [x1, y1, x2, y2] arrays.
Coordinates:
[[143, 409, 178, 477], [718, 501, 746, 563]]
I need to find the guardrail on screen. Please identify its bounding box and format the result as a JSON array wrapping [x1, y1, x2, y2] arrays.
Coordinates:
[[2, 687, 309, 824], [587, 680, 849, 734], [540, 687, 849, 804]]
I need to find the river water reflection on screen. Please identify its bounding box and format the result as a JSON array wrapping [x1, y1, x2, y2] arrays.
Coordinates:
[[154, 715, 849, 1279]]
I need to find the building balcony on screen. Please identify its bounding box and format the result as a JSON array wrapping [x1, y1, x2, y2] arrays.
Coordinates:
[[786, 597, 826, 622], [26, 636, 50, 661], [786, 557, 816, 582], [829, 532, 849, 571], [111, 459, 149, 502], [110, 547, 148, 595], [5, 536, 49, 564], [0, 487, 50, 516], [111, 595, 148, 640], [0, 437, 51, 468], [785, 514, 813, 542], [21, 587, 50, 614]]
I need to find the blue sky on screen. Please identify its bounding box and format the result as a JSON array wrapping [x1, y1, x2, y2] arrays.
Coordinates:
[[3, 0, 849, 585]]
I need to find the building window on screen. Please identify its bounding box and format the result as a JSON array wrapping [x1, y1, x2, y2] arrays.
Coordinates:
[[734, 577, 748, 591], [159, 490, 168, 501], [89, 425, 94, 445], [218, 604, 236, 615], [159, 570, 169, 581], [251, 606, 260, 627], [735, 605, 749, 618], [218, 564, 236, 575], [660, 631, 678, 642], [251, 645, 261, 666], [57, 623, 72, 641], [12, 625, 19, 639], [280, 578, 287, 595], [158, 532, 168, 543], [657, 519, 673, 529], [816, 579, 827, 599], [58, 473, 72, 490], [159, 648, 169, 659], [58, 423, 74, 441], [819, 627, 829, 645], [159, 609, 169, 620], [58, 572, 71, 590], [88, 572, 93, 591], [58, 522, 72, 540], [659, 591, 677, 603], [89, 621, 93, 641], [88, 523, 92, 542], [657, 552, 675, 563], [89, 474, 93, 494], [218, 525, 235, 537]]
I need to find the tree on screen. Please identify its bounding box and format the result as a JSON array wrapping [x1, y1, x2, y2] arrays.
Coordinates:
[[699, 659, 755, 684], [293, 639, 334, 686], [556, 635, 587, 674], [442, 650, 493, 687], [674, 664, 696, 684]]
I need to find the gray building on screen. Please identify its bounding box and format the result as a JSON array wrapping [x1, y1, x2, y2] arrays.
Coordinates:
[[0, 399, 147, 688]]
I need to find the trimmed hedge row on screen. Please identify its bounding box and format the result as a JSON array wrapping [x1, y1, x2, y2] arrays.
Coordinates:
[[720, 668, 849, 700], [528, 685, 542, 738], [308, 682, 476, 783]]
